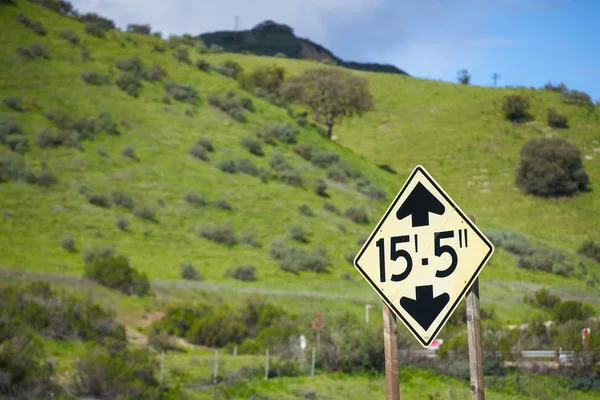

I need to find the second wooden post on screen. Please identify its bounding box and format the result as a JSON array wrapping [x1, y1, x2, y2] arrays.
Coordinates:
[[382, 301, 400, 400]]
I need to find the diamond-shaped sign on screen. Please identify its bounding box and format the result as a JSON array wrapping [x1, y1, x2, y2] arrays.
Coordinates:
[[354, 165, 494, 347]]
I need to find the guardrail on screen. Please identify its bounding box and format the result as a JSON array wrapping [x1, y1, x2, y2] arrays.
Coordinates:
[[400, 348, 576, 362]]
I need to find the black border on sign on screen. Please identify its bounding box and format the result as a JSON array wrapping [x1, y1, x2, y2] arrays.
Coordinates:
[[353, 165, 494, 348]]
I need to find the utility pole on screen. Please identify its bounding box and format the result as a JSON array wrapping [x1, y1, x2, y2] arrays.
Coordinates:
[[492, 73, 500, 87], [234, 15, 240, 42]]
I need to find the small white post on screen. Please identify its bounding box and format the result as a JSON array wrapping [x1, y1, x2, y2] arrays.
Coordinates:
[[233, 346, 238, 356], [311, 347, 316, 377], [213, 350, 218, 384], [159, 351, 165, 388], [366, 304, 370, 324], [264, 349, 270, 380]]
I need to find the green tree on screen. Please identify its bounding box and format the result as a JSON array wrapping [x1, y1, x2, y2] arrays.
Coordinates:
[[457, 69, 471, 84], [281, 67, 374, 138]]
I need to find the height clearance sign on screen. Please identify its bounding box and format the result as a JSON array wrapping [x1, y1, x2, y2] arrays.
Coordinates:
[[354, 165, 494, 347]]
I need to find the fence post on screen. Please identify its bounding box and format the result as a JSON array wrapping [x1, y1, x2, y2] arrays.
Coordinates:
[[311, 347, 316, 377], [383, 301, 400, 400], [264, 349, 270, 380], [159, 351, 165, 389], [213, 350, 218, 384], [233, 346, 237, 356]]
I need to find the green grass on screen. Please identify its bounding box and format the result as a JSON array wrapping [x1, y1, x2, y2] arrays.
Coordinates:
[[1, 0, 600, 354]]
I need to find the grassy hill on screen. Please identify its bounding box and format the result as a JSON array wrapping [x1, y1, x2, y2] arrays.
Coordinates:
[[1, 1, 600, 398], [198, 20, 409, 75]]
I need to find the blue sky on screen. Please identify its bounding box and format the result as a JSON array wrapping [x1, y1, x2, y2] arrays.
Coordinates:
[[72, 0, 599, 101]]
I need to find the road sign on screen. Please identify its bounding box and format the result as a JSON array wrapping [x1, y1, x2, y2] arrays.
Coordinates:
[[312, 312, 325, 330], [354, 165, 494, 347]]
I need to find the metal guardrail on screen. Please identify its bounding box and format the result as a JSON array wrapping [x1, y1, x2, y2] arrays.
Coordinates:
[[401, 348, 576, 361]]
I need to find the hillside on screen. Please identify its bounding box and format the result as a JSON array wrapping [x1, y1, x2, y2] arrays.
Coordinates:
[[1, 1, 600, 398], [198, 20, 409, 75]]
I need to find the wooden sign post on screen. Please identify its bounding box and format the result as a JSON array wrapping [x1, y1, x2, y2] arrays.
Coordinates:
[[382, 302, 400, 400]]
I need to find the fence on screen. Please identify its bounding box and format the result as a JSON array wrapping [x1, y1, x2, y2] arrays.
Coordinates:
[[401, 347, 577, 363]]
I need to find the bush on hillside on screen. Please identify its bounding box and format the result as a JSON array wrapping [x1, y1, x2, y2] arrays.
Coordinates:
[[79, 12, 115, 31], [356, 178, 386, 201], [61, 235, 76, 252], [311, 150, 339, 168], [547, 108, 568, 128], [5, 135, 29, 153], [213, 198, 233, 210], [217, 158, 259, 176], [84, 21, 107, 38], [552, 301, 595, 323], [240, 65, 286, 95], [121, 145, 139, 160], [222, 60, 244, 79], [298, 204, 313, 217], [226, 265, 257, 281], [213, 65, 235, 78], [43, 109, 72, 129], [195, 58, 211, 72], [164, 80, 199, 106], [194, 136, 214, 152], [516, 137, 589, 197], [81, 43, 90, 61], [133, 205, 156, 221], [562, 89, 593, 107], [523, 288, 561, 310], [578, 240, 600, 263], [142, 64, 167, 81], [240, 232, 261, 248], [184, 190, 206, 207], [173, 47, 191, 64], [86, 192, 111, 208], [197, 223, 237, 246], [188, 143, 209, 161], [58, 29, 79, 44], [84, 253, 151, 296], [502, 94, 531, 122], [277, 169, 303, 187], [259, 122, 298, 144], [3, 96, 24, 112], [110, 189, 134, 209], [209, 44, 224, 53], [207, 90, 254, 122], [116, 56, 143, 76], [180, 262, 202, 281], [288, 225, 309, 243], [241, 136, 264, 156], [115, 215, 129, 231], [115, 72, 142, 97], [81, 70, 109, 85], [16, 43, 49, 59], [268, 240, 331, 273], [294, 143, 313, 160], [126, 24, 151, 35], [323, 202, 339, 214], [313, 178, 328, 196], [344, 206, 369, 224], [0, 153, 57, 186], [16, 13, 47, 35]]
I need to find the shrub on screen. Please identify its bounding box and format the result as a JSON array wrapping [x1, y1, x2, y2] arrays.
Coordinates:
[[195, 58, 211, 71], [345, 206, 369, 224], [524, 288, 561, 310], [207, 91, 253, 121], [59, 29, 80, 44], [3, 96, 24, 111], [72, 344, 160, 398], [268, 152, 289, 171], [311, 150, 339, 168], [133, 205, 156, 221], [96, 112, 118, 135], [184, 190, 205, 207], [213, 65, 235, 78], [323, 202, 339, 214], [116, 56, 144, 76], [209, 44, 224, 53], [578, 239, 600, 263], [269, 240, 331, 273], [84, 253, 151, 296], [240, 232, 261, 248], [16, 13, 47, 35], [222, 60, 244, 79], [195, 137, 214, 152], [189, 144, 209, 161], [87, 192, 111, 208], [115, 72, 142, 97], [16, 43, 49, 59], [294, 143, 313, 160], [213, 198, 233, 210], [84, 21, 107, 38], [121, 145, 138, 161], [298, 204, 313, 217], [241, 136, 263, 156], [71, 117, 97, 139], [502, 94, 530, 121], [552, 301, 595, 323], [81, 70, 109, 85], [181, 262, 202, 280], [5, 135, 28, 153], [32, 167, 58, 187], [61, 235, 76, 252], [142, 64, 167, 81], [83, 245, 115, 264], [116, 215, 129, 231], [289, 225, 308, 243], [81, 43, 90, 61], [79, 12, 116, 31], [259, 123, 298, 144], [327, 164, 348, 183], [164, 80, 199, 106], [110, 189, 134, 209], [43, 108, 71, 128], [277, 169, 303, 187], [516, 137, 589, 197], [217, 159, 237, 173], [356, 179, 386, 201], [126, 23, 151, 35], [226, 265, 257, 281], [173, 47, 191, 64], [562, 89, 593, 107], [313, 178, 328, 196], [197, 223, 237, 246], [547, 108, 568, 128], [239, 64, 286, 94], [235, 158, 259, 176]]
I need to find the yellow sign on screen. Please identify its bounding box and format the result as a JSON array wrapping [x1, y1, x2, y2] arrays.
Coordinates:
[[354, 165, 494, 347]]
